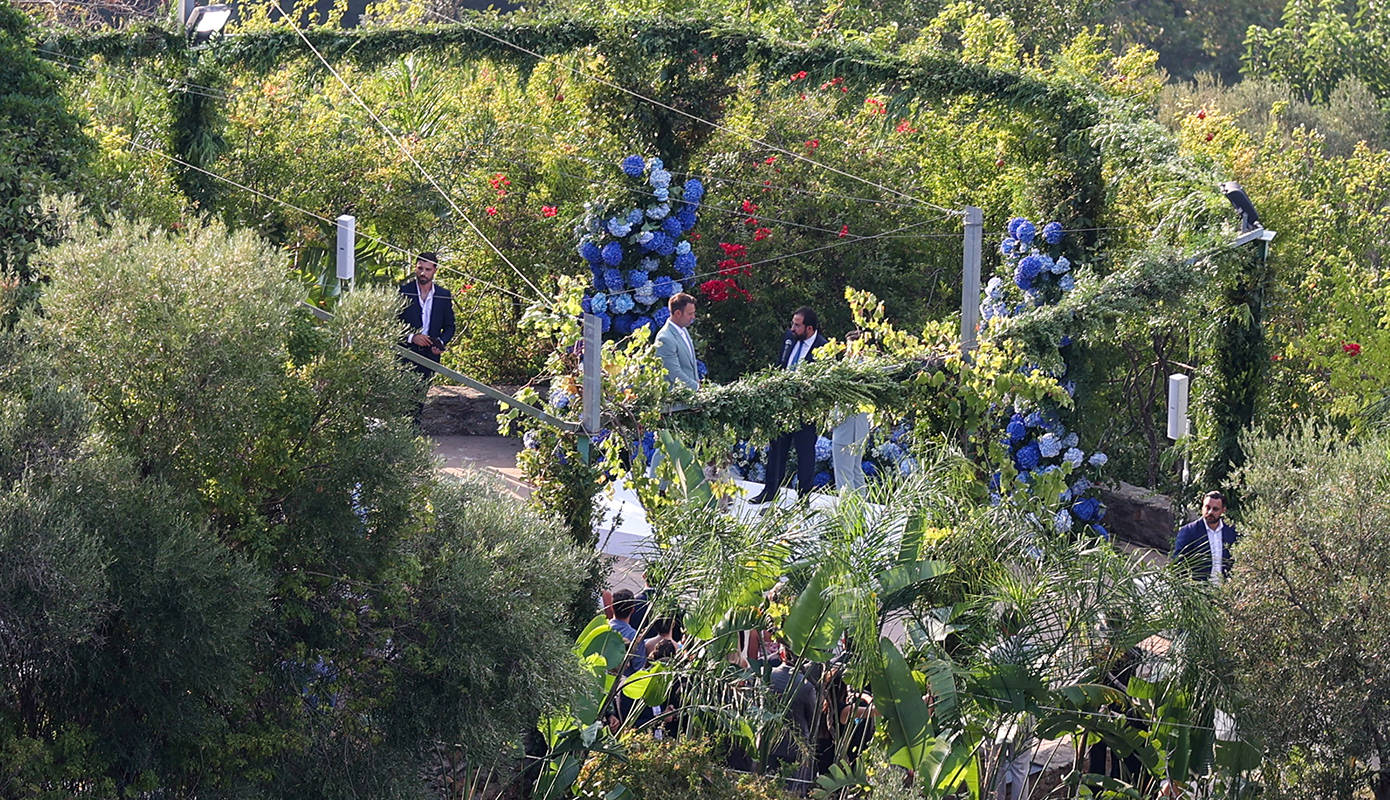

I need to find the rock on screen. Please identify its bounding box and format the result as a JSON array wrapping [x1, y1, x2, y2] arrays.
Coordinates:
[[1099, 481, 1175, 552], [421, 385, 524, 437]]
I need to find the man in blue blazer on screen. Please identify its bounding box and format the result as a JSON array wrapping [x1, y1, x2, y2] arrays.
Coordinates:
[[749, 306, 828, 505], [1171, 490, 1239, 583], [398, 252, 455, 380]]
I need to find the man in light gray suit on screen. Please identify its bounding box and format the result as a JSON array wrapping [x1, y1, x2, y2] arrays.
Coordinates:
[[655, 293, 700, 390]]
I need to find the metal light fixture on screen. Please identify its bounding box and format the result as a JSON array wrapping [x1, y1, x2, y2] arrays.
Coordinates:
[[184, 3, 231, 43], [1219, 181, 1262, 233]]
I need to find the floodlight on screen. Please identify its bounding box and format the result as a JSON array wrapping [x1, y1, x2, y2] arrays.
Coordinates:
[[1219, 181, 1262, 233], [186, 3, 231, 42]]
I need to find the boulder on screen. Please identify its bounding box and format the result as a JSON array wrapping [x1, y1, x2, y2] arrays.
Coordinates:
[[1099, 482, 1175, 552], [421, 384, 524, 437]]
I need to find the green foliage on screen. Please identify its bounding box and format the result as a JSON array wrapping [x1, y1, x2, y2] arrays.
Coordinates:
[[577, 734, 792, 800], [0, 3, 91, 284], [1226, 423, 1390, 800], [1243, 0, 1390, 102], [2, 215, 591, 795]]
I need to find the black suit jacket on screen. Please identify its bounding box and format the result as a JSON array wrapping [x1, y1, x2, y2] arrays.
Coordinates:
[[1171, 518, 1238, 581], [778, 331, 828, 369], [398, 281, 455, 353]]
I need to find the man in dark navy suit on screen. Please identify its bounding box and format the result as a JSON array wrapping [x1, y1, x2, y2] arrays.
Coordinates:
[[398, 252, 455, 380], [1171, 490, 1239, 583], [749, 306, 828, 505]]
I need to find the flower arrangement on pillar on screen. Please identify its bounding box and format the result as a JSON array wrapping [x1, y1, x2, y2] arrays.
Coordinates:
[[982, 217, 1109, 538], [578, 155, 704, 338]]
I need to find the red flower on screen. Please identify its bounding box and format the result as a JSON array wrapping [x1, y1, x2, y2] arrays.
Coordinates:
[[488, 173, 510, 189], [790, 71, 808, 81], [754, 227, 771, 242], [719, 242, 748, 258], [838, 225, 849, 238], [740, 199, 759, 214], [895, 119, 917, 134], [700, 279, 732, 302], [865, 97, 886, 114], [1197, 109, 1206, 119], [745, 217, 758, 226], [486, 206, 498, 216], [1343, 342, 1362, 356], [541, 205, 558, 217], [764, 156, 777, 164], [805, 139, 819, 149], [718, 258, 743, 276]]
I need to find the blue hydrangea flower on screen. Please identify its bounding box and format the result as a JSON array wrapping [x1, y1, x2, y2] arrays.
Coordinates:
[[601, 242, 624, 266], [1007, 217, 1027, 238], [653, 276, 678, 297], [579, 241, 601, 263], [549, 387, 572, 409], [813, 471, 833, 488], [677, 207, 698, 231], [646, 203, 670, 220], [1059, 335, 1073, 347], [731, 464, 747, 479], [649, 232, 676, 256], [1063, 380, 1076, 397], [636, 231, 655, 246], [646, 156, 664, 171], [1015, 220, 1037, 245], [674, 252, 697, 276], [749, 463, 766, 482], [627, 269, 649, 288], [675, 241, 691, 256], [621, 155, 646, 177], [523, 431, 539, 449], [986, 276, 1005, 300], [1092, 524, 1109, 539], [1052, 256, 1071, 274], [862, 461, 878, 479], [1043, 221, 1064, 245], [1054, 509, 1074, 533], [815, 436, 833, 463], [653, 307, 670, 327], [603, 268, 624, 291], [611, 314, 631, 335], [697, 360, 707, 379], [1038, 433, 1062, 458], [640, 430, 657, 464], [625, 208, 645, 225], [649, 169, 671, 189], [1014, 262, 1035, 292], [1062, 432, 1079, 449], [876, 442, 904, 463], [1072, 497, 1101, 522], [607, 218, 632, 237], [1071, 477, 1092, 495], [1063, 447, 1084, 467], [1006, 416, 1027, 444], [682, 179, 704, 202], [1024, 411, 1044, 427], [611, 293, 635, 314], [898, 457, 918, 476], [590, 292, 608, 314], [634, 283, 656, 306], [1088, 452, 1108, 467], [662, 216, 683, 237], [1059, 274, 1076, 292], [1018, 254, 1048, 281], [633, 315, 655, 333], [1000, 238, 1018, 257], [1015, 442, 1041, 470], [596, 312, 611, 332], [581, 296, 593, 314], [654, 188, 669, 202]]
